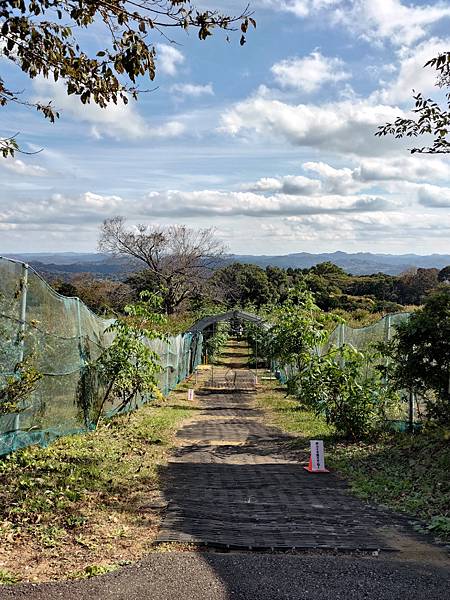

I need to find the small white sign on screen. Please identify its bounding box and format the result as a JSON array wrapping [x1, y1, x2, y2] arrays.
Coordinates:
[[310, 439, 326, 471], [187, 388, 194, 401]]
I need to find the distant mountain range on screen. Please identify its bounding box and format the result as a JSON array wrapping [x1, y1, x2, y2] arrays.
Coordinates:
[[2, 251, 450, 277], [229, 251, 450, 275]]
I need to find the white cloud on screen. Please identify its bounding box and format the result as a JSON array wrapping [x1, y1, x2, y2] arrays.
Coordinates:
[[303, 162, 361, 194], [148, 121, 186, 138], [339, 0, 450, 47], [304, 156, 450, 189], [271, 51, 350, 93], [1, 158, 48, 177], [375, 37, 450, 104], [246, 169, 361, 196], [170, 83, 214, 98], [221, 92, 402, 156], [33, 78, 185, 140], [246, 175, 322, 195], [416, 184, 450, 208], [262, 1, 341, 18], [143, 189, 391, 217], [0, 192, 124, 226], [265, 0, 450, 47], [3, 177, 450, 252], [355, 156, 450, 182], [244, 156, 450, 204], [0, 188, 394, 232], [284, 211, 450, 242], [157, 44, 185, 76]]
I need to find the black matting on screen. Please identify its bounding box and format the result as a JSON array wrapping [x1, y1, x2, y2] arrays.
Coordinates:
[[156, 370, 407, 551]]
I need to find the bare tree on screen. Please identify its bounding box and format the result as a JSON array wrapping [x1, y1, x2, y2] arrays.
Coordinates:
[[98, 217, 226, 313]]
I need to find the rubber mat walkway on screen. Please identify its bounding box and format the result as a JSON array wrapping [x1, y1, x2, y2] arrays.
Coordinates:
[[156, 352, 422, 552]]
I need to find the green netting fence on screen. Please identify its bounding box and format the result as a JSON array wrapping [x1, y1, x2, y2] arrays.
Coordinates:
[[0, 257, 203, 456], [276, 313, 409, 380], [277, 312, 422, 429]]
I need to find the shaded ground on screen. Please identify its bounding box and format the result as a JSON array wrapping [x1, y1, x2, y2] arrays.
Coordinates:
[[2, 552, 449, 600]]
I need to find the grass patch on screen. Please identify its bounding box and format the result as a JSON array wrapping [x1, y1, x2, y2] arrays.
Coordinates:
[[0, 570, 21, 585], [257, 380, 334, 443], [0, 382, 197, 582], [257, 379, 450, 541], [68, 564, 118, 580]]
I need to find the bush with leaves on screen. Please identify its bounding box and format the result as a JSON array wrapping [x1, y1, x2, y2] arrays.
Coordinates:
[[0, 358, 42, 415], [266, 287, 399, 439], [269, 287, 335, 392], [92, 292, 166, 426], [382, 286, 450, 427], [244, 320, 273, 369], [296, 345, 399, 440]]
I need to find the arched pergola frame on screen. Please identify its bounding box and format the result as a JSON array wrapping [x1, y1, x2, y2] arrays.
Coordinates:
[[187, 310, 270, 384]]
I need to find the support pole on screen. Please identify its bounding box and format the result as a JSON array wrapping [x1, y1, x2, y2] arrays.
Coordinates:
[[384, 315, 392, 343], [211, 322, 215, 385], [338, 323, 345, 368], [165, 343, 170, 396], [18, 263, 29, 363], [255, 334, 258, 384], [408, 390, 415, 433], [15, 263, 29, 432], [76, 297, 84, 365]]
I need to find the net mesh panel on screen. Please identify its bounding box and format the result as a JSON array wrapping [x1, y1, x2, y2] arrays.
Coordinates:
[[278, 313, 414, 423], [0, 257, 203, 456], [319, 313, 411, 356]]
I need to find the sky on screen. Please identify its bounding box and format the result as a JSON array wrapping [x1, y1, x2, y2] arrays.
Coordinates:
[[1, 0, 450, 255]]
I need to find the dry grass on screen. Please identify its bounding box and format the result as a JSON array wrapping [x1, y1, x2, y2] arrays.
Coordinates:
[[0, 379, 198, 583]]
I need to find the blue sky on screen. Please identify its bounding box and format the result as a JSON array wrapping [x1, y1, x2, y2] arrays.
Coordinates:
[[1, 0, 450, 254]]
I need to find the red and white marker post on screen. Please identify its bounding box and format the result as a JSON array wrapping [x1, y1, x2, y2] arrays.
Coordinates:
[[304, 439, 329, 473]]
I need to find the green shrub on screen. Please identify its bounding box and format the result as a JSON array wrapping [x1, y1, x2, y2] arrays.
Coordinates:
[[295, 345, 399, 440], [383, 286, 450, 426], [92, 292, 166, 425]]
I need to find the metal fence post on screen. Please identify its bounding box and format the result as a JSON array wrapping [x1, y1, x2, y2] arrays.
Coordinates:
[[18, 263, 29, 363], [383, 315, 392, 388], [255, 334, 258, 383], [408, 390, 415, 433], [384, 315, 392, 343], [165, 342, 170, 395], [15, 263, 29, 432], [76, 297, 85, 366], [338, 323, 345, 367]]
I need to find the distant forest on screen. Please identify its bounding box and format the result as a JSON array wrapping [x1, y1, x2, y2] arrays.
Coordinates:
[[44, 260, 450, 328]]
